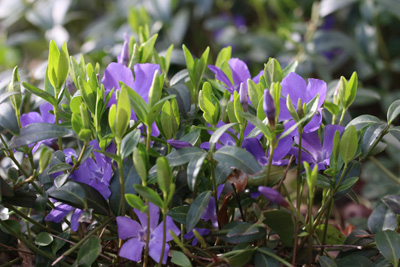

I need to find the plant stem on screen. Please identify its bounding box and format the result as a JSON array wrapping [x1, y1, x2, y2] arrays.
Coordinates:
[[69, 141, 88, 174], [159, 210, 167, 265], [210, 159, 220, 229], [52, 217, 113, 266], [264, 144, 275, 186], [53, 103, 63, 151], [338, 108, 346, 126], [146, 126, 152, 153], [0, 220, 70, 267], [144, 205, 150, 267], [370, 156, 400, 185]]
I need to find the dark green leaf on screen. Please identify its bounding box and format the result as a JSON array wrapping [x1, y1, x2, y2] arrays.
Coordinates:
[[120, 129, 140, 159], [187, 152, 207, 191], [254, 247, 280, 267], [186, 190, 211, 232], [221, 221, 266, 243], [347, 115, 381, 131], [166, 147, 206, 167], [335, 255, 373, 267], [9, 123, 74, 149], [315, 225, 346, 245], [337, 177, 359, 192], [48, 181, 86, 209], [368, 204, 397, 234], [387, 99, 400, 124], [239, 112, 272, 140], [215, 163, 233, 185], [382, 194, 400, 215], [213, 146, 262, 175], [48, 163, 72, 175], [76, 236, 101, 267], [0, 220, 21, 234], [168, 206, 189, 224], [340, 125, 358, 163], [319, 256, 337, 267], [35, 232, 53, 246], [361, 122, 387, 158], [375, 230, 400, 267], [0, 102, 19, 135], [263, 210, 295, 246], [52, 230, 70, 254], [209, 123, 237, 151], [171, 250, 192, 267]]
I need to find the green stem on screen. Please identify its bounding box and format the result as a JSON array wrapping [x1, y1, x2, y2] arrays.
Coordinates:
[[0, 220, 70, 267], [264, 144, 275, 186], [52, 217, 113, 266], [210, 159, 220, 229], [146, 126, 152, 153], [370, 156, 400, 185], [53, 103, 63, 151], [8, 206, 47, 231], [69, 141, 88, 174], [338, 109, 346, 126], [159, 210, 167, 265]]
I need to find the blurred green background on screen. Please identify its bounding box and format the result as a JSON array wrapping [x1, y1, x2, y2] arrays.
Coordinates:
[[1, 0, 400, 210]]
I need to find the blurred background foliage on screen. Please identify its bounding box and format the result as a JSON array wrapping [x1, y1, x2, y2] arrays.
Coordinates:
[[1, 0, 400, 224]]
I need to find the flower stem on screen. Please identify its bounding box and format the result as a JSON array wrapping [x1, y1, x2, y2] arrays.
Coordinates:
[[264, 144, 275, 186], [210, 159, 220, 229], [53, 103, 63, 151], [159, 210, 167, 265], [144, 206, 150, 267]]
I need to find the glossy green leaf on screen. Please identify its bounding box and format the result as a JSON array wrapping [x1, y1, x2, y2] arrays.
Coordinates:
[[347, 114, 381, 130], [315, 224, 346, 245], [387, 99, 400, 124], [125, 193, 145, 211], [319, 256, 337, 267], [375, 230, 400, 267], [57, 42, 69, 89], [263, 210, 295, 246], [148, 70, 162, 107], [75, 236, 101, 267], [282, 60, 298, 77], [368, 204, 397, 234], [165, 147, 206, 166], [221, 221, 266, 243], [8, 66, 22, 112], [39, 146, 52, 174], [120, 129, 140, 159], [187, 152, 207, 191], [171, 250, 192, 267], [0, 102, 19, 135], [382, 194, 400, 215], [78, 77, 96, 114], [254, 247, 280, 267], [239, 112, 272, 140], [337, 176, 359, 192], [199, 82, 220, 127], [264, 58, 282, 88], [361, 122, 387, 158], [134, 184, 164, 208], [126, 86, 148, 123], [168, 206, 189, 224], [52, 230, 70, 254], [115, 85, 131, 143], [0, 220, 21, 234], [213, 146, 262, 175], [335, 255, 373, 267], [157, 156, 172, 194], [35, 232, 53, 246], [209, 122, 237, 151], [339, 125, 358, 163], [9, 123, 74, 149], [186, 190, 211, 232]]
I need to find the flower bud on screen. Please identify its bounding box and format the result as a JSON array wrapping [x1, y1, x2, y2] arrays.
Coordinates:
[[258, 186, 289, 207], [167, 139, 192, 149], [263, 89, 275, 128], [120, 40, 129, 66], [239, 83, 248, 112], [66, 78, 77, 96]]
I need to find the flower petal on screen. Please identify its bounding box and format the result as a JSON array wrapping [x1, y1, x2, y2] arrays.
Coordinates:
[[229, 58, 251, 92], [306, 78, 327, 108], [70, 209, 83, 232], [134, 202, 160, 231], [119, 238, 145, 262], [322, 125, 344, 159], [20, 112, 42, 127], [149, 241, 169, 265], [102, 62, 134, 91], [45, 203, 74, 223], [208, 65, 233, 93], [242, 138, 267, 166], [132, 64, 161, 103], [116, 216, 141, 240]]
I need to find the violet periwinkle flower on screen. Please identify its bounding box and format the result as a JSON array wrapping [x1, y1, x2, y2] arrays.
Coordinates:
[[279, 73, 327, 134], [119, 40, 130, 66], [263, 89, 275, 128], [183, 228, 210, 246], [289, 125, 344, 171], [102, 62, 161, 136], [201, 184, 225, 228], [167, 139, 192, 149], [116, 203, 180, 264], [66, 78, 77, 96], [239, 82, 248, 112], [20, 102, 56, 152], [44, 203, 84, 231], [258, 186, 289, 207], [208, 58, 263, 95]]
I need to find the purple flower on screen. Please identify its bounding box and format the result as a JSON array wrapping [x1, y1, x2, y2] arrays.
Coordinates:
[[167, 139, 192, 149], [263, 89, 275, 127], [258, 186, 289, 207], [239, 83, 248, 112], [201, 184, 225, 228], [279, 73, 327, 133], [183, 228, 210, 246], [20, 102, 56, 152], [116, 203, 180, 264], [208, 58, 262, 95], [44, 202, 84, 232], [101, 62, 161, 137], [289, 125, 344, 171], [117, 34, 130, 66]]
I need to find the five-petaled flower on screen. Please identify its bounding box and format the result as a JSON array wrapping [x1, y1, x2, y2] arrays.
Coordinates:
[[116, 203, 180, 264]]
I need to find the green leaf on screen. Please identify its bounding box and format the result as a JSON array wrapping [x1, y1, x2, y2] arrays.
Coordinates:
[[115, 85, 131, 142], [337, 176, 359, 192], [194, 47, 210, 89], [213, 146, 262, 175], [382, 194, 400, 215], [221, 221, 265, 243], [339, 125, 358, 163], [8, 66, 22, 112], [109, 160, 141, 216], [9, 123, 74, 149], [187, 152, 207, 191], [168, 206, 189, 224], [48, 40, 60, 89], [375, 230, 400, 267], [125, 193, 145, 211], [75, 236, 101, 267], [165, 147, 206, 167], [361, 122, 387, 158], [264, 58, 282, 88], [315, 224, 346, 245], [263, 210, 295, 246], [35, 232, 53, 246], [146, 95, 176, 126], [347, 115, 381, 130], [0, 102, 19, 135], [186, 190, 212, 232], [346, 72, 358, 108], [239, 112, 272, 140], [171, 250, 192, 267], [157, 156, 172, 194], [335, 255, 373, 267], [52, 230, 70, 254], [39, 146, 52, 174], [368, 204, 397, 234], [215, 46, 231, 68], [0, 220, 21, 234], [134, 184, 164, 208], [319, 256, 337, 267], [182, 45, 194, 80], [140, 34, 157, 63], [282, 60, 298, 77], [147, 70, 162, 107], [126, 85, 149, 123], [57, 42, 69, 89], [209, 122, 237, 151], [198, 82, 220, 127], [22, 82, 56, 106], [223, 247, 254, 266], [120, 129, 140, 159], [387, 99, 400, 124], [247, 79, 263, 110], [78, 77, 96, 114], [324, 101, 340, 115], [254, 247, 280, 267]]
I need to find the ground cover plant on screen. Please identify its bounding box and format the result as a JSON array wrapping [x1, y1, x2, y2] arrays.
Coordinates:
[[0, 30, 400, 267]]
